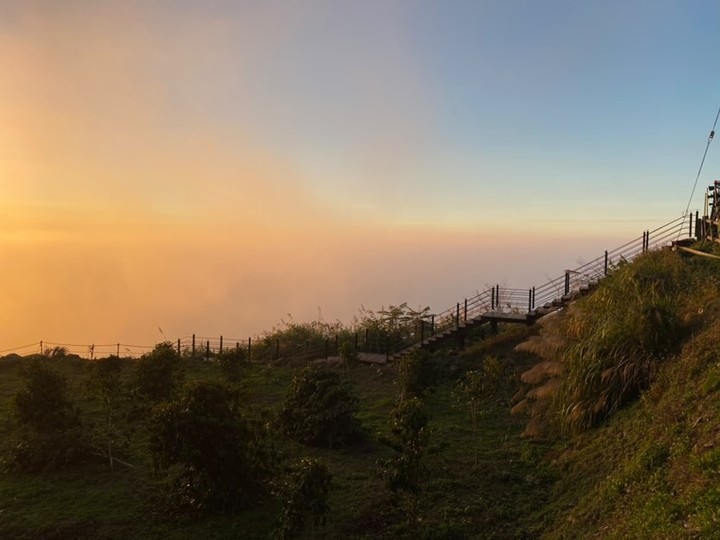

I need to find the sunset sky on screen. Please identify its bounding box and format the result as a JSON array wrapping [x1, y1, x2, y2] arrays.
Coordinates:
[[1, 0, 719, 351]]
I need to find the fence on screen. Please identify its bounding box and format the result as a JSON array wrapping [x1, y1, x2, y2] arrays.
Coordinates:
[[0, 214, 698, 363], [409, 213, 696, 350]]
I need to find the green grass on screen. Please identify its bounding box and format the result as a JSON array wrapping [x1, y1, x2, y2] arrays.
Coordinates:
[[0, 338, 551, 540]]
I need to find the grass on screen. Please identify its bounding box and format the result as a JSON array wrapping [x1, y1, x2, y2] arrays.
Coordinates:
[[0, 332, 551, 539]]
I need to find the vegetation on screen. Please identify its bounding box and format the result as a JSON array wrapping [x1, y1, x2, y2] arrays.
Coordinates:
[[278, 366, 362, 448], [11, 360, 90, 472], [273, 457, 333, 540], [134, 342, 184, 403], [4, 246, 720, 537]]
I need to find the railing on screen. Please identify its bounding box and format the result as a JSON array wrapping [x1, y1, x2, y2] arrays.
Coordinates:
[[412, 214, 696, 349], [3, 214, 697, 363]]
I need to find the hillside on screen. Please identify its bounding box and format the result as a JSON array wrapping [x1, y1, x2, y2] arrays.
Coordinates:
[[1, 245, 720, 538]]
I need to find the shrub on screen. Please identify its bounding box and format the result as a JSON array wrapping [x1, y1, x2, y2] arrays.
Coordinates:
[[273, 457, 333, 540], [398, 350, 435, 401], [150, 381, 276, 512], [217, 346, 247, 382], [380, 396, 430, 495], [12, 361, 89, 471], [278, 366, 362, 448], [134, 342, 183, 402], [455, 356, 503, 466]]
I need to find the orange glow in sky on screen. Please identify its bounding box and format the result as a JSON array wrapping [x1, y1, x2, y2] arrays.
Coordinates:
[[1, 1, 717, 350]]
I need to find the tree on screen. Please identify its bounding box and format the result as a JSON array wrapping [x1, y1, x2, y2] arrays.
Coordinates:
[[92, 356, 128, 471], [134, 342, 183, 402], [217, 346, 247, 383], [338, 341, 358, 375], [278, 366, 362, 448], [455, 356, 503, 467], [379, 396, 431, 534], [397, 349, 435, 402], [273, 458, 333, 540], [149, 381, 276, 512], [12, 361, 88, 471]]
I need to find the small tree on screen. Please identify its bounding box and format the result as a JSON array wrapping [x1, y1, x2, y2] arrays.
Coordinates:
[[455, 356, 503, 467], [338, 341, 358, 376], [397, 350, 435, 402], [380, 396, 431, 534], [273, 457, 333, 540], [217, 346, 247, 383], [150, 381, 276, 512], [134, 342, 183, 402], [279, 366, 362, 448], [12, 361, 88, 471], [92, 356, 127, 471]]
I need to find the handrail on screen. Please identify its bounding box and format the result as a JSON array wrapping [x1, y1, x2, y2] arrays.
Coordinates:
[[409, 213, 696, 351]]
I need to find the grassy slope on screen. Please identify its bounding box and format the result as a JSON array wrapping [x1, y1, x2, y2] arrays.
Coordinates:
[[0, 328, 550, 540], [531, 248, 720, 539]]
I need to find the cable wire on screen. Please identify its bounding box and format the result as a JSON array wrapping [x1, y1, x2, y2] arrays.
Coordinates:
[[684, 104, 720, 217]]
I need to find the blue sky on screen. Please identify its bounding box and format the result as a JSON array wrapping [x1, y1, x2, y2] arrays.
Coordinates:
[[1, 0, 719, 346]]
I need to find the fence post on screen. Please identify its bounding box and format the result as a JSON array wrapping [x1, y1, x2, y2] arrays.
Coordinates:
[[116, 343, 120, 357], [532, 286, 535, 310], [564, 271, 570, 296], [604, 250, 608, 276], [219, 336, 223, 354], [491, 287, 495, 310], [192, 334, 196, 357], [464, 298, 468, 322], [40, 341, 43, 354], [177, 339, 181, 355], [528, 289, 532, 313], [206, 341, 210, 361], [496, 285, 500, 308], [431, 314, 435, 335], [248, 337, 252, 362], [456, 303, 460, 326]]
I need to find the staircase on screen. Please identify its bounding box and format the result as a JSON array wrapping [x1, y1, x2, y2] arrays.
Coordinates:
[[390, 214, 696, 361]]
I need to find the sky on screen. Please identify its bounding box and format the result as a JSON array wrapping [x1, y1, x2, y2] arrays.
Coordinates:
[[1, 0, 719, 352]]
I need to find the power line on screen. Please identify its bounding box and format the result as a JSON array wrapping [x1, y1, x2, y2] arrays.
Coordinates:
[[684, 104, 720, 217]]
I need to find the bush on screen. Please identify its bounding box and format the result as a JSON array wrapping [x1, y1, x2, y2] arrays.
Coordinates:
[[217, 347, 247, 382], [273, 457, 333, 540], [134, 342, 183, 402], [278, 366, 362, 448], [150, 381, 276, 512], [12, 361, 89, 471], [398, 350, 436, 401], [380, 396, 430, 495]]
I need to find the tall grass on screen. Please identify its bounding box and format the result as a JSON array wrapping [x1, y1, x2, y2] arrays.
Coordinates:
[[555, 250, 698, 433]]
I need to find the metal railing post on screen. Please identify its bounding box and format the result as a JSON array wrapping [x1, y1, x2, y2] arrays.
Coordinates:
[[604, 250, 608, 276], [564, 271, 570, 296]]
